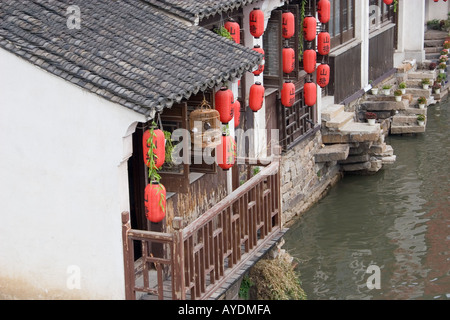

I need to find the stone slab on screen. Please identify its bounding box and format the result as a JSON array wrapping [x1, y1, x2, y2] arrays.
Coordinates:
[[339, 153, 370, 164], [321, 104, 345, 122], [342, 161, 371, 172], [390, 124, 426, 134], [314, 144, 350, 163], [325, 112, 354, 129], [361, 100, 408, 111]]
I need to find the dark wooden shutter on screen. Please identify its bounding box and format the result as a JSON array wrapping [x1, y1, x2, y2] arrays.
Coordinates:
[[263, 10, 283, 89]]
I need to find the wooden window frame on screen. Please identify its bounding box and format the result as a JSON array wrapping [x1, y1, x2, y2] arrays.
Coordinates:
[[329, 0, 356, 49]]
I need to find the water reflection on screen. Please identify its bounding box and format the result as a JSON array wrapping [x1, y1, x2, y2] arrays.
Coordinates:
[[284, 98, 450, 300]]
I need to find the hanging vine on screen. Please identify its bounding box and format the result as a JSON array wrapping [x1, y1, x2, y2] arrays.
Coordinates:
[[298, 0, 307, 62]]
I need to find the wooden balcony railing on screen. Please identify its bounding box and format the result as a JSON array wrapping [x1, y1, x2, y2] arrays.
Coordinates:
[[122, 156, 282, 300]]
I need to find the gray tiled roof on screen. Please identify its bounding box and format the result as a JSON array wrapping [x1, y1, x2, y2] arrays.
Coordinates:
[[143, 0, 261, 23], [0, 0, 262, 116]]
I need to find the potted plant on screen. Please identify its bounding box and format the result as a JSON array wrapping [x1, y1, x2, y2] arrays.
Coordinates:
[[433, 82, 442, 94], [440, 55, 449, 64], [417, 96, 427, 109], [421, 78, 431, 89], [365, 111, 377, 126], [398, 82, 407, 94], [417, 114, 426, 126], [429, 62, 437, 70], [382, 84, 392, 95], [371, 85, 379, 95], [439, 62, 447, 74], [394, 89, 403, 102]]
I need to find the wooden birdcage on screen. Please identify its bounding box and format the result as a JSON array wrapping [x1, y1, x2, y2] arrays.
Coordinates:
[[189, 99, 222, 149]]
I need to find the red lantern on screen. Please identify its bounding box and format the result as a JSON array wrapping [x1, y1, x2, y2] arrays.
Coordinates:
[[217, 134, 236, 171], [215, 87, 234, 124], [249, 8, 264, 38], [143, 128, 165, 169], [317, 0, 331, 24], [282, 11, 295, 39], [224, 19, 240, 44], [283, 46, 296, 74], [303, 16, 317, 42], [233, 99, 241, 127], [433, 0, 439, 2], [383, 0, 393, 4], [303, 49, 317, 74], [252, 45, 265, 75], [317, 63, 330, 88], [281, 81, 296, 107], [144, 182, 166, 223], [249, 82, 265, 112], [318, 32, 331, 56], [304, 82, 317, 107]]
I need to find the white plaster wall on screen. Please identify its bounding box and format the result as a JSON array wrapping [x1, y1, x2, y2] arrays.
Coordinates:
[[425, 0, 450, 21], [0, 49, 146, 299], [398, 0, 426, 63]]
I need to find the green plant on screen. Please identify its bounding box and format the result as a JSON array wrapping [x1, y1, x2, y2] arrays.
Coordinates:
[[382, 84, 392, 90], [298, 0, 307, 62], [417, 114, 426, 122], [214, 26, 233, 41], [439, 62, 447, 69], [239, 275, 254, 299], [417, 96, 427, 104], [145, 123, 166, 212], [252, 166, 261, 176], [421, 78, 431, 85], [398, 82, 407, 89], [394, 89, 402, 96], [163, 130, 174, 165]]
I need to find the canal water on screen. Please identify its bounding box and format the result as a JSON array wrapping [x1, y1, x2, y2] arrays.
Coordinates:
[[283, 98, 450, 300]]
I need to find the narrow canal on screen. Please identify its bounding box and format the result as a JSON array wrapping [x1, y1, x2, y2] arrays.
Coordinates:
[[283, 98, 450, 300]]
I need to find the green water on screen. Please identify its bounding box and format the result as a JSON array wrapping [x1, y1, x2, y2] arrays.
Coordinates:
[[283, 98, 450, 300]]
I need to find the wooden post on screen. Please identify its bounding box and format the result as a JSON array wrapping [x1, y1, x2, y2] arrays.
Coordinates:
[[122, 211, 134, 300], [172, 217, 185, 300]]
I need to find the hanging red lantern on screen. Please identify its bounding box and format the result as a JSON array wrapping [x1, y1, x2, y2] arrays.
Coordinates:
[[249, 8, 264, 38], [215, 87, 234, 124], [383, 0, 393, 4], [282, 11, 295, 39], [317, 0, 331, 24], [303, 16, 317, 42], [317, 63, 330, 88], [304, 81, 317, 107], [303, 49, 317, 74], [143, 128, 165, 169], [249, 82, 265, 112], [224, 19, 240, 44], [252, 45, 265, 75], [318, 32, 331, 56], [144, 182, 166, 223], [281, 81, 296, 107], [217, 134, 236, 171], [233, 99, 241, 127], [283, 46, 296, 74]]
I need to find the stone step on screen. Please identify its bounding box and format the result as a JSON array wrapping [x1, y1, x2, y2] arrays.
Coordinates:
[[407, 70, 437, 79], [426, 52, 441, 60], [391, 115, 418, 126], [322, 124, 381, 144], [325, 112, 355, 129], [314, 144, 350, 163], [381, 155, 397, 165], [341, 161, 371, 172], [338, 153, 370, 165], [390, 123, 426, 135], [424, 30, 448, 40], [424, 39, 445, 47], [321, 104, 345, 122], [404, 87, 432, 98], [425, 46, 444, 53], [402, 107, 428, 116], [360, 100, 408, 111]]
